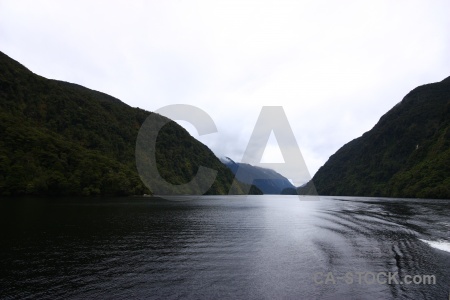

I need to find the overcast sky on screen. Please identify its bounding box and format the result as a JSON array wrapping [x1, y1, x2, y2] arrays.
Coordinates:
[[1, 0, 449, 184]]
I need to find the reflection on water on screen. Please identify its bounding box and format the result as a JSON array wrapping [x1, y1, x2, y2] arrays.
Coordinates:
[[0, 196, 449, 299]]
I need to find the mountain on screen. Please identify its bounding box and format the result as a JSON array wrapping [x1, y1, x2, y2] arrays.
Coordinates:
[[221, 157, 297, 194], [0, 51, 261, 196], [299, 76, 450, 199]]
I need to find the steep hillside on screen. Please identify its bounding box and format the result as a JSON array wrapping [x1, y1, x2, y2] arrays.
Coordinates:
[[221, 157, 296, 194], [0, 51, 258, 196], [299, 76, 450, 199]]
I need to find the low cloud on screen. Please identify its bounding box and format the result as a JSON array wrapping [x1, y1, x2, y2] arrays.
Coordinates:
[[1, 0, 449, 180]]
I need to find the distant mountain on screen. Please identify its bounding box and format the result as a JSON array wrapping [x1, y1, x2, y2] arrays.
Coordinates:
[[299, 76, 450, 199], [0, 51, 260, 196], [221, 157, 296, 194]]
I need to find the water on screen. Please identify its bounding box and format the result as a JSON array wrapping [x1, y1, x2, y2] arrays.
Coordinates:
[[0, 196, 449, 299]]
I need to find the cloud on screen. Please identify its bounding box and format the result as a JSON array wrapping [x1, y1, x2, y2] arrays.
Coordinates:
[[1, 0, 449, 182]]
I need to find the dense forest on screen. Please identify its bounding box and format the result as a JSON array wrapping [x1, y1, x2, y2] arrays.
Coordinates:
[[0, 51, 261, 196], [299, 76, 450, 199]]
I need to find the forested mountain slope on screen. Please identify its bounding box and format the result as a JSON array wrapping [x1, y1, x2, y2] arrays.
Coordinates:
[[0, 51, 259, 196], [299, 76, 450, 199]]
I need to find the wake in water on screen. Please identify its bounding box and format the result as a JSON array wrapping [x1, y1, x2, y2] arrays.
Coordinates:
[[419, 239, 450, 253], [0, 196, 449, 300]]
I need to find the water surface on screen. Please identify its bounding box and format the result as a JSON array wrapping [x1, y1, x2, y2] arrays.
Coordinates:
[[0, 196, 449, 299]]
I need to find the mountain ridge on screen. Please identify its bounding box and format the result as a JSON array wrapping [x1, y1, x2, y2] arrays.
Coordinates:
[[221, 157, 297, 194], [299, 76, 450, 198], [0, 50, 261, 196]]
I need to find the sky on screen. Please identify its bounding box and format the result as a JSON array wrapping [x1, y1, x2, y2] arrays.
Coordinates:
[[1, 0, 449, 185]]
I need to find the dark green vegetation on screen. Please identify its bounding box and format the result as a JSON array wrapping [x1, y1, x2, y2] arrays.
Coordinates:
[[299, 76, 450, 199], [221, 157, 297, 194], [0, 51, 261, 196]]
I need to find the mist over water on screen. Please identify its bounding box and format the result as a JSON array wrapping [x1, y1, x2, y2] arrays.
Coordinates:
[[0, 196, 449, 299]]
